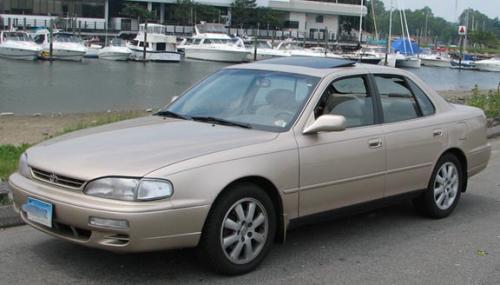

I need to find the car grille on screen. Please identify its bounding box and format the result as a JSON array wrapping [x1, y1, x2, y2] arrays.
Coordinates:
[[31, 167, 86, 189]]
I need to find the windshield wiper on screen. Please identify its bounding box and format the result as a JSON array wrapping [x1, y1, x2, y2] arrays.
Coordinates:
[[154, 110, 191, 120], [191, 116, 252, 129]]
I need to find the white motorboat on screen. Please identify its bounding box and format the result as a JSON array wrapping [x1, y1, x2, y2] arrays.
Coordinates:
[[343, 47, 384, 65], [128, 24, 181, 62], [474, 57, 500, 72], [84, 38, 102, 58], [98, 38, 131, 61], [183, 23, 250, 63], [34, 31, 86, 61], [395, 53, 421, 68], [245, 40, 289, 61], [0, 30, 41, 60], [420, 53, 451, 67], [276, 40, 324, 57]]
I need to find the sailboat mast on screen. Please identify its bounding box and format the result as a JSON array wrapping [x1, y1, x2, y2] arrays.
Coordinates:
[[398, 6, 406, 55], [358, 0, 364, 43], [402, 7, 414, 55], [385, 0, 393, 65]]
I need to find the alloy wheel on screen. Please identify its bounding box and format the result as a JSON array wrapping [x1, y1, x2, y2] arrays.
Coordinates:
[[433, 162, 459, 210], [220, 198, 269, 264]]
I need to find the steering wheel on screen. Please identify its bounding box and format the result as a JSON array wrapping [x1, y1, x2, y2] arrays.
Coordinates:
[[273, 111, 294, 121]]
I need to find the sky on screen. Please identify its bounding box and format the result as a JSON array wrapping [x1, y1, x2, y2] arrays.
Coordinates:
[[379, 0, 500, 22]]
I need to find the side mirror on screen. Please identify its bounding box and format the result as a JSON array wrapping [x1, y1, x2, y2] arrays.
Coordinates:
[[170, 96, 179, 103], [303, 114, 346, 134]]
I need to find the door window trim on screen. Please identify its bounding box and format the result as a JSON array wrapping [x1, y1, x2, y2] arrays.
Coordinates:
[[313, 74, 382, 129], [370, 73, 436, 124]]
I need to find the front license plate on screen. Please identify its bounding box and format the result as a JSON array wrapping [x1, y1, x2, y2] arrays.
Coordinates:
[[22, 197, 53, 228]]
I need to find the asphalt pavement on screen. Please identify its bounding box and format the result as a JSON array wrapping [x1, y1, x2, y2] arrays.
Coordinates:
[[1, 138, 499, 285]]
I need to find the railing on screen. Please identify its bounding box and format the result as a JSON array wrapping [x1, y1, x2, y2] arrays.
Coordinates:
[[1, 15, 364, 42]]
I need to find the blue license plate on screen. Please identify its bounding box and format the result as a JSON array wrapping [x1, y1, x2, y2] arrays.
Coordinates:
[[22, 197, 53, 228]]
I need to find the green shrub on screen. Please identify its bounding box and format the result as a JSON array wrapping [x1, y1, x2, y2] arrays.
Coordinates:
[[467, 85, 500, 118]]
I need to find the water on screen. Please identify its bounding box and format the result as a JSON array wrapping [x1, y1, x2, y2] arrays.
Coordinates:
[[0, 59, 499, 115], [0, 59, 229, 115]]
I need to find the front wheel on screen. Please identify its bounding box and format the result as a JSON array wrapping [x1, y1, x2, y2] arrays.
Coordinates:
[[413, 153, 463, 218], [199, 183, 276, 275]]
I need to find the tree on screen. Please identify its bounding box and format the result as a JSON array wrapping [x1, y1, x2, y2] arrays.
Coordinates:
[[172, 0, 222, 25], [120, 3, 154, 22], [230, 0, 257, 27]]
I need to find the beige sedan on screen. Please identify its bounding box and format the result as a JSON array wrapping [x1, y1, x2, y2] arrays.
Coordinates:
[[10, 57, 491, 275]]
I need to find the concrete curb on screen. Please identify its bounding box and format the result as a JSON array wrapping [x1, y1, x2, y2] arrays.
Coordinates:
[[0, 205, 24, 228], [0, 182, 24, 228]]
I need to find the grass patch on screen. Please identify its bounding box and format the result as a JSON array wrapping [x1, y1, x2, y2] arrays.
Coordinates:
[[0, 144, 30, 181], [59, 111, 145, 136], [0, 111, 146, 183], [467, 85, 500, 119]]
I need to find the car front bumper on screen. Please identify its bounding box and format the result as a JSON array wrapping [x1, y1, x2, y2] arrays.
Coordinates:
[[9, 172, 209, 253]]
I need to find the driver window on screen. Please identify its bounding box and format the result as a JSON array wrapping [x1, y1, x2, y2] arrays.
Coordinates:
[[314, 76, 374, 128]]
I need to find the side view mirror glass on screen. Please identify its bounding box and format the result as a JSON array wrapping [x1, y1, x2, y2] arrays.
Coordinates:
[[303, 114, 346, 134]]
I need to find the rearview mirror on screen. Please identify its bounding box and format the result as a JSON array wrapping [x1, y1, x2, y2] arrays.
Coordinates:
[[303, 114, 346, 134]]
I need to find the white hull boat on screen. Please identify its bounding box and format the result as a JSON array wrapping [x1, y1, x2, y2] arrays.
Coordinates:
[[34, 31, 86, 61], [0, 31, 41, 60], [420, 54, 451, 67], [185, 47, 249, 62], [128, 24, 181, 62], [183, 23, 249, 63], [98, 46, 131, 61], [84, 44, 102, 58], [395, 55, 421, 68], [245, 40, 289, 61], [474, 58, 500, 72]]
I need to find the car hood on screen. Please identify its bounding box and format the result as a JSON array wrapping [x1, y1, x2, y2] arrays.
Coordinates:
[[27, 116, 278, 180]]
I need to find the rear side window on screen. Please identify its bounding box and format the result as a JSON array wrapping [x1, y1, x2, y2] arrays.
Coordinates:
[[374, 75, 420, 123], [408, 80, 435, 116]]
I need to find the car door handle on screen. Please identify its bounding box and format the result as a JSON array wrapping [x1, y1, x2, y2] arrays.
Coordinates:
[[368, 138, 383, 149], [433, 129, 443, 137]]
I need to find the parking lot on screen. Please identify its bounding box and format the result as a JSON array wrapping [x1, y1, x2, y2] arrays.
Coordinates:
[[1, 137, 499, 285]]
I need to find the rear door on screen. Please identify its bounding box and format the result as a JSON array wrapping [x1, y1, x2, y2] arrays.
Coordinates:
[[372, 74, 447, 197]]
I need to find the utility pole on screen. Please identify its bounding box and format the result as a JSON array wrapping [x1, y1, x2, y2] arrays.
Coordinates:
[[370, 0, 378, 41], [358, 0, 364, 43], [143, 20, 148, 62]]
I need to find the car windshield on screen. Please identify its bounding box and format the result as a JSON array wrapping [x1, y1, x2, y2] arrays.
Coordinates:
[[165, 69, 320, 132]]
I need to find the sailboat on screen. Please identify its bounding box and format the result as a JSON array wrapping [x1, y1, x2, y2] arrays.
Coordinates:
[[394, 1, 421, 68]]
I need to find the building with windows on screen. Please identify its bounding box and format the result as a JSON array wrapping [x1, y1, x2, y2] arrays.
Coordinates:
[[1, 0, 366, 37]]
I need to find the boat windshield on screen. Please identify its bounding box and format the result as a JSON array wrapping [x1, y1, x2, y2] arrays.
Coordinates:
[[53, 33, 82, 43], [202, 38, 230, 45], [165, 69, 320, 132], [110, 38, 126, 47], [3, 32, 32, 41], [280, 43, 302, 50]]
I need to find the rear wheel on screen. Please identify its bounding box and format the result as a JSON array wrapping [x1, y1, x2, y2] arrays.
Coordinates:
[[413, 153, 463, 218], [199, 183, 276, 275]]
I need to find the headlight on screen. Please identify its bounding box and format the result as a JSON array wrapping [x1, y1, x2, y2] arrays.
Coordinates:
[[18, 152, 31, 178], [84, 177, 173, 201]]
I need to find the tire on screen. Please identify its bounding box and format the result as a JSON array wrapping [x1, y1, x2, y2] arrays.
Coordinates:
[[413, 153, 463, 218], [198, 182, 277, 275]]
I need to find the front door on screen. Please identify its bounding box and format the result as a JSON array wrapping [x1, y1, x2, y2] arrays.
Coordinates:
[[296, 75, 386, 217]]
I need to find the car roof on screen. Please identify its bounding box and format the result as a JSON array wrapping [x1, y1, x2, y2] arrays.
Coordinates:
[[228, 56, 404, 78]]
